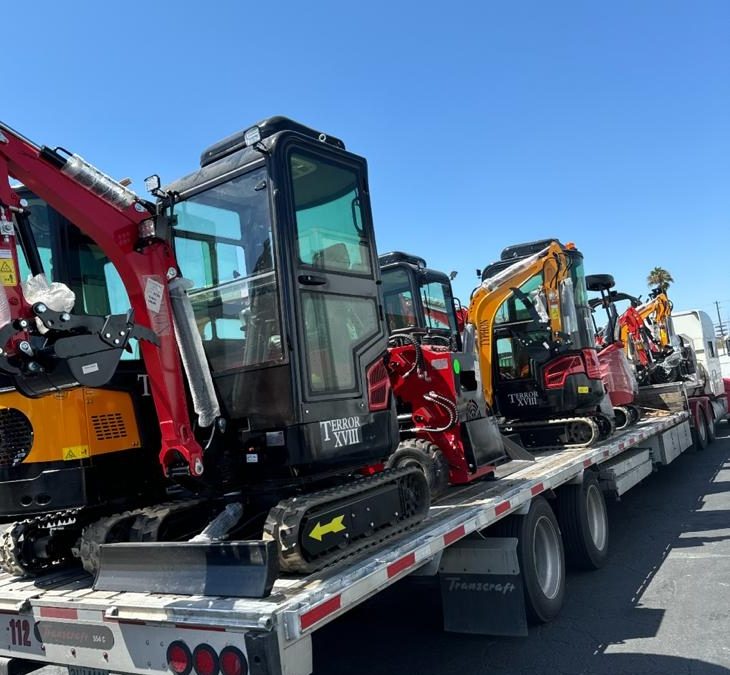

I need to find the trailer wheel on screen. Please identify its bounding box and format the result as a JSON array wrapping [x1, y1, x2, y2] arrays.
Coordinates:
[[491, 496, 565, 623], [387, 439, 450, 499], [707, 410, 717, 443], [556, 471, 609, 570], [693, 408, 708, 450]]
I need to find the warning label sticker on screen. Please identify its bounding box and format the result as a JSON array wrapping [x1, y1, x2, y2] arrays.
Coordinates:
[[142, 275, 172, 336], [144, 277, 164, 313], [63, 445, 90, 461], [0, 258, 17, 286]]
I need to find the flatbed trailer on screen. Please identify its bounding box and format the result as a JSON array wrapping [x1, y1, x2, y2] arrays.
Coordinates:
[[0, 406, 712, 675]]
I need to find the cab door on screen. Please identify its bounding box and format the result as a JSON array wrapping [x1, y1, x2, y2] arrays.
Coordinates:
[[283, 144, 392, 462]]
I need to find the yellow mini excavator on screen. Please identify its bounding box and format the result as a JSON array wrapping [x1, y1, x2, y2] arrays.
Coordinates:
[[469, 239, 615, 449]]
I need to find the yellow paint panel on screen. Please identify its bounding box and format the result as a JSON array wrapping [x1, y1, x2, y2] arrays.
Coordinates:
[[0, 387, 140, 464]]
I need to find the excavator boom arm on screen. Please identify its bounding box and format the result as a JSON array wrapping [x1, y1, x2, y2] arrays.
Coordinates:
[[468, 241, 570, 406]]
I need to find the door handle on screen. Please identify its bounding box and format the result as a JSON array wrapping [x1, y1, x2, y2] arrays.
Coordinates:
[[298, 274, 327, 286]]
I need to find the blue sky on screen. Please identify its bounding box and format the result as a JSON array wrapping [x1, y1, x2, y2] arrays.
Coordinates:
[[6, 1, 730, 326]]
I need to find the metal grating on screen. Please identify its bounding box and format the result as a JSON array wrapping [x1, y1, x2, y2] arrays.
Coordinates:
[[0, 408, 33, 467], [91, 412, 128, 441]]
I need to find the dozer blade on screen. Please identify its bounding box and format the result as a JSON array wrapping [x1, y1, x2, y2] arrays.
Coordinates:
[[93, 540, 278, 598], [501, 434, 536, 462]]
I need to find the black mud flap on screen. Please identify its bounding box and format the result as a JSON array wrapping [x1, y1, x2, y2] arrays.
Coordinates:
[[94, 540, 278, 598]]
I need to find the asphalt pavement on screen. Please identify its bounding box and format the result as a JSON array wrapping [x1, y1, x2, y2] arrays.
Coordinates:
[[315, 423, 730, 674]]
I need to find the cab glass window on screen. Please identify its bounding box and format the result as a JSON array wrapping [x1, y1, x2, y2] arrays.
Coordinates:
[[381, 267, 417, 332], [174, 167, 283, 373], [302, 292, 378, 394], [291, 153, 372, 276], [494, 273, 545, 325], [421, 281, 455, 332]]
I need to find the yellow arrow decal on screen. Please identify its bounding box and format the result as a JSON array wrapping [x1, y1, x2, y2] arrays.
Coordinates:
[[308, 515, 346, 541]]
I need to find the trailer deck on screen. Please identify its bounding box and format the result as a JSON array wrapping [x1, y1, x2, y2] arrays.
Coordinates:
[[0, 411, 690, 675]]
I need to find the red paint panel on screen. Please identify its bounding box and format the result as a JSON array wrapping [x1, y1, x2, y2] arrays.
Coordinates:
[[495, 500, 511, 516], [443, 525, 466, 546], [387, 552, 416, 578], [530, 483, 545, 496], [300, 595, 342, 631], [40, 607, 78, 620]]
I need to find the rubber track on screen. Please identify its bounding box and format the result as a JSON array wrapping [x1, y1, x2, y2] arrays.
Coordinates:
[[505, 415, 600, 451], [0, 508, 82, 577], [78, 499, 203, 575], [264, 466, 430, 574]]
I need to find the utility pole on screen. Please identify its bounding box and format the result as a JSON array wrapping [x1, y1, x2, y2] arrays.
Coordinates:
[[715, 301, 725, 338]]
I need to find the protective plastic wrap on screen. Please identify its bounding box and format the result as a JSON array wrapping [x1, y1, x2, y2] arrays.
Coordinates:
[[61, 154, 137, 209], [560, 277, 580, 344], [168, 277, 221, 428], [480, 248, 545, 292], [22, 274, 76, 333]]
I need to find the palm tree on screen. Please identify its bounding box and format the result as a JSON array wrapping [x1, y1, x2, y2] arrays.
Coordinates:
[[647, 266, 674, 292]]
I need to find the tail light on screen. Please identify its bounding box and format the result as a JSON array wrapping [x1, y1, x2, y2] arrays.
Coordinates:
[[193, 645, 219, 675], [582, 349, 602, 380], [167, 642, 193, 675], [543, 355, 584, 389], [366, 358, 391, 411], [219, 647, 248, 675]]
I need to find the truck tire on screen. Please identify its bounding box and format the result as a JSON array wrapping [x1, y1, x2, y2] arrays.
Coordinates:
[[556, 471, 609, 570], [707, 410, 717, 443], [491, 496, 565, 623], [693, 408, 708, 450], [386, 438, 450, 499]]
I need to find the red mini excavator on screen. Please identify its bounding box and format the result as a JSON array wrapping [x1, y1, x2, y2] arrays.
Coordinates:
[[0, 118, 430, 593], [586, 274, 641, 430], [378, 252, 516, 498]]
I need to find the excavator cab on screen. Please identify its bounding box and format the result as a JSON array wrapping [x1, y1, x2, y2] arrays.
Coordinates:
[[471, 239, 614, 448], [379, 251, 461, 347], [164, 117, 396, 475]]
